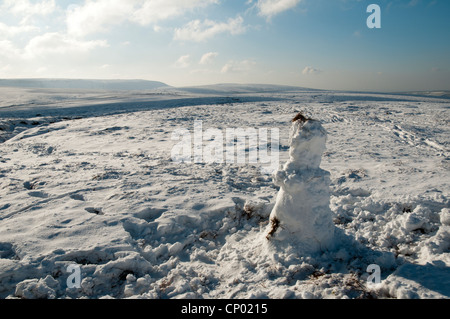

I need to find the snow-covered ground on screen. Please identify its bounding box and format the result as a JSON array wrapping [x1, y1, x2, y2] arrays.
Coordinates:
[[0, 85, 449, 299]]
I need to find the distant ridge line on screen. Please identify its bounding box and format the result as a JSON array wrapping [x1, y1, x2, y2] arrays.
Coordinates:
[[178, 83, 321, 94], [0, 78, 170, 91]]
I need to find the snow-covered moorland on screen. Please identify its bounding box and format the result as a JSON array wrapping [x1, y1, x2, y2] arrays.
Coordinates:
[[0, 85, 449, 299]]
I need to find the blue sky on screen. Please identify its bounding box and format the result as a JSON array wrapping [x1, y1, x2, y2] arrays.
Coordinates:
[[0, 0, 449, 91]]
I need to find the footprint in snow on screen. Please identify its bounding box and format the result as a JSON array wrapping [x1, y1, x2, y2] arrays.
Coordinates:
[[24, 180, 46, 190], [23, 181, 36, 190], [134, 207, 167, 222], [0, 242, 16, 260], [85, 207, 104, 215], [192, 203, 205, 211], [0, 204, 11, 211], [70, 193, 85, 201], [28, 191, 48, 198]]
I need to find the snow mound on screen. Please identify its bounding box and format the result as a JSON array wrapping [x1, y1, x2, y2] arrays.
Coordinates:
[[266, 117, 335, 254]]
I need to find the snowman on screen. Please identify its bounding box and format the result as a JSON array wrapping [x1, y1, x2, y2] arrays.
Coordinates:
[[266, 113, 335, 254]]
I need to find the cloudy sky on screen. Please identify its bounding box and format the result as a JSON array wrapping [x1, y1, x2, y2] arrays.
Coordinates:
[[0, 0, 449, 91]]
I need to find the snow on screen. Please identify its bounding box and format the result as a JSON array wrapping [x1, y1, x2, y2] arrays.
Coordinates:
[[266, 118, 335, 253], [0, 85, 449, 299]]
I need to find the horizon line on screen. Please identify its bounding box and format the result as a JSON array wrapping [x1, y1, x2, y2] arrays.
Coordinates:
[[0, 77, 449, 95]]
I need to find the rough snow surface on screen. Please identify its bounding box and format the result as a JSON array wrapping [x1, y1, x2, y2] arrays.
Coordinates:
[[0, 86, 449, 299]]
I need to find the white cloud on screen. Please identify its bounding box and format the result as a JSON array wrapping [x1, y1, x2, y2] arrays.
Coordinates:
[[174, 16, 246, 42], [66, 0, 219, 37], [36, 66, 48, 74], [132, 0, 219, 25], [256, 0, 302, 19], [24, 32, 108, 58], [221, 59, 256, 73], [302, 66, 322, 75], [0, 64, 13, 75], [174, 55, 192, 68], [199, 52, 219, 65], [0, 40, 22, 59], [66, 0, 134, 37], [1, 0, 56, 23], [0, 22, 38, 39], [353, 30, 362, 38]]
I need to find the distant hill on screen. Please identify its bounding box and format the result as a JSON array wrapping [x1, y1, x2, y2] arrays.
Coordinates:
[[0, 79, 170, 91], [406, 91, 450, 99], [178, 83, 319, 94]]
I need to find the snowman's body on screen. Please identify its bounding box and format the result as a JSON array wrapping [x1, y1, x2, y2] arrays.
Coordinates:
[[267, 117, 335, 253]]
